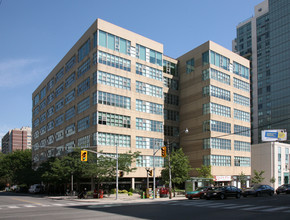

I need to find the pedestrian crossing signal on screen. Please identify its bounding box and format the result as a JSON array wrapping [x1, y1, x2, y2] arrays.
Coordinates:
[[119, 171, 124, 177], [161, 147, 167, 158], [81, 150, 87, 161]]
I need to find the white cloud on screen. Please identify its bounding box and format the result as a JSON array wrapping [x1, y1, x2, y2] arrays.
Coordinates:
[[0, 58, 50, 88]]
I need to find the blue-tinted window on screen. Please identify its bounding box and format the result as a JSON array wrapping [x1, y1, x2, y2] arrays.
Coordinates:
[[77, 77, 90, 96], [55, 68, 64, 84], [77, 96, 90, 114], [65, 56, 76, 73], [77, 59, 90, 78], [65, 72, 75, 88], [78, 39, 90, 62], [65, 89, 75, 105], [186, 58, 194, 73], [65, 107, 75, 121]]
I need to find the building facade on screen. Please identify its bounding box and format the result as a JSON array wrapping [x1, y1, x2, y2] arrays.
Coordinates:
[[234, 0, 290, 144], [178, 41, 251, 187], [32, 19, 251, 189], [32, 19, 169, 189], [1, 127, 32, 154], [252, 142, 290, 190]]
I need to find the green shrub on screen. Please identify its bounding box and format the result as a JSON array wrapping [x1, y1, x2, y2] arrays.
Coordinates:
[[128, 192, 133, 196], [129, 188, 134, 193]]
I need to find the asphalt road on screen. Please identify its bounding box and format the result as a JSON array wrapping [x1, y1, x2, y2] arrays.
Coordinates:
[[1, 192, 290, 220]]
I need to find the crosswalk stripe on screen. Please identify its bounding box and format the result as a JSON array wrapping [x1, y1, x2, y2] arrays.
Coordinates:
[[241, 206, 271, 211], [211, 204, 235, 208], [223, 205, 253, 209], [52, 203, 66, 206], [8, 206, 20, 209], [66, 203, 80, 206], [23, 205, 37, 208], [260, 206, 289, 212]]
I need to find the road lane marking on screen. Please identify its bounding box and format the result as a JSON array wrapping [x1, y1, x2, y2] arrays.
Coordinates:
[[223, 205, 253, 209], [260, 206, 289, 212], [11, 198, 42, 205], [241, 206, 271, 211]]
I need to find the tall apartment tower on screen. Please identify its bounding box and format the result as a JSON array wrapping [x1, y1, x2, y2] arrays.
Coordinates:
[[32, 19, 180, 189], [1, 127, 32, 154], [234, 0, 290, 144], [179, 41, 251, 187]]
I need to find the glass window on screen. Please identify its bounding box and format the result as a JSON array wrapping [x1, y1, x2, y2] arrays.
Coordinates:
[[77, 96, 90, 114], [65, 56, 76, 73], [203, 120, 231, 133], [65, 89, 75, 105], [55, 68, 64, 84], [78, 39, 90, 62], [93, 132, 131, 148], [77, 59, 90, 78], [186, 58, 194, 73], [93, 91, 131, 109], [136, 81, 163, 98], [234, 125, 250, 137], [203, 138, 231, 150]]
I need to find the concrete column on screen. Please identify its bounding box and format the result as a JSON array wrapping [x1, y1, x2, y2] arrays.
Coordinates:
[[131, 177, 135, 190]]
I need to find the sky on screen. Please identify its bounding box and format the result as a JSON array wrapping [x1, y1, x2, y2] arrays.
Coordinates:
[[0, 0, 263, 145]]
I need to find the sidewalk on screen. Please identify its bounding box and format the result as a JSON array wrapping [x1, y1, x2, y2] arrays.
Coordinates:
[[48, 193, 187, 204]]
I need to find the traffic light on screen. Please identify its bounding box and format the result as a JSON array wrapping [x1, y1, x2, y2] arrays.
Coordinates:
[[161, 146, 167, 158], [119, 171, 124, 177], [148, 170, 153, 176], [81, 150, 87, 161]]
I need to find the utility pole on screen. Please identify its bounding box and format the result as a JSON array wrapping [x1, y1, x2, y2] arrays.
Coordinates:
[[168, 139, 172, 199], [116, 141, 118, 200], [153, 142, 156, 199], [167, 128, 189, 199], [83, 148, 119, 200]]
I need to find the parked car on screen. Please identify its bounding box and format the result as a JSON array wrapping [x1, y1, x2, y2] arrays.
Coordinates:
[[28, 184, 44, 194], [185, 187, 212, 199], [276, 184, 290, 194], [204, 186, 242, 200], [242, 184, 274, 197]]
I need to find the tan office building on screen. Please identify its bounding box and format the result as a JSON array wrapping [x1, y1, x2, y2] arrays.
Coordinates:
[[32, 19, 250, 189], [178, 41, 251, 187], [32, 19, 181, 189]]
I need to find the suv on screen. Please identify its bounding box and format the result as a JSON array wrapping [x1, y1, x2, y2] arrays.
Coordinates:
[[204, 186, 242, 200]]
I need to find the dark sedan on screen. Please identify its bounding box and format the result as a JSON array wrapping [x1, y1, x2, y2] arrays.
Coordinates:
[[242, 184, 274, 197], [276, 184, 290, 194], [204, 186, 242, 200]]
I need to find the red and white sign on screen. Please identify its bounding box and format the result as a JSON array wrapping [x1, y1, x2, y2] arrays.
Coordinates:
[[214, 176, 232, 182]]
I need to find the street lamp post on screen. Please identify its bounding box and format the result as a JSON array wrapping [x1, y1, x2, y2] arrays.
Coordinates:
[[116, 141, 118, 200], [168, 128, 188, 199]]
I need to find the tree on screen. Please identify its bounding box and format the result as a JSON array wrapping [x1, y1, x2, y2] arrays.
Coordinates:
[[161, 148, 192, 196], [251, 170, 265, 184], [238, 172, 247, 189], [40, 148, 140, 193], [83, 150, 140, 191], [195, 165, 213, 179], [0, 150, 37, 189], [270, 177, 276, 187]]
